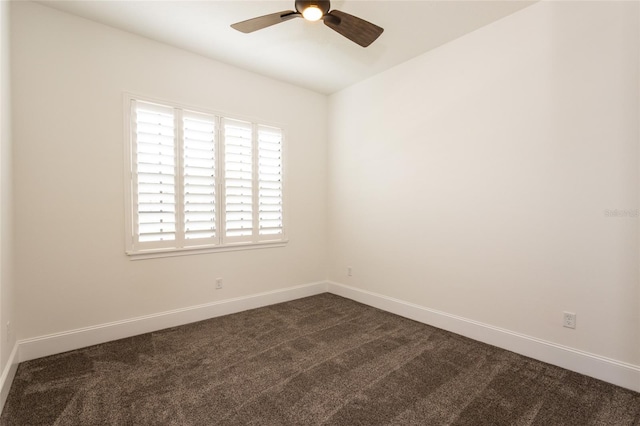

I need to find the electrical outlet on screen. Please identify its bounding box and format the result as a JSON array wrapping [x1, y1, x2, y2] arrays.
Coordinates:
[[563, 312, 576, 329], [347, 266, 353, 277], [215, 278, 223, 290], [5, 321, 10, 342]]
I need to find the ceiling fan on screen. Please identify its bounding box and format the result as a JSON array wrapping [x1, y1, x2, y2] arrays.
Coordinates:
[[231, 1, 384, 48]]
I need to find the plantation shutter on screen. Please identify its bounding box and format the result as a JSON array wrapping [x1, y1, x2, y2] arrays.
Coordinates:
[[183, 111, 217, 243], [223, 118, 253, 241], [132, 101, 177, 246], [258, 125, 284, 238], [127, 94, 286, 255]]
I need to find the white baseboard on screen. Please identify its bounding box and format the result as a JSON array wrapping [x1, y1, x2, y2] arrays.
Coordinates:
[[18, 281, 328, 363], [327, 281, 640, 392], [10, 280, 639, 398], [0, 342, 19, 414]]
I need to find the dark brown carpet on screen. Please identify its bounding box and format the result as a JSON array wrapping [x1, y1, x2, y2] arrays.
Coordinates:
[[2, 293, 639, 425]]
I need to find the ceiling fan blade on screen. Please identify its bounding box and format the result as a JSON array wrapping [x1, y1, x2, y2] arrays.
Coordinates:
[[323, 10, 383, 47], [231, 11, 300, 33]]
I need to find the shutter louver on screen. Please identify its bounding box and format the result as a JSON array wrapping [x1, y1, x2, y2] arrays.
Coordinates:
[[258, 126, 283, 237], [223, 118, 253, 238], [134, 102, 177, 243], [183, 111, 217, 241]]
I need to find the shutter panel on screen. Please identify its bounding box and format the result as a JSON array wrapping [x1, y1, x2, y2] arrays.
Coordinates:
[[223, 118, 253, 239], [183, 111, 217, 242], [258, 125, 283, 238], [133, 101, 177, 244]]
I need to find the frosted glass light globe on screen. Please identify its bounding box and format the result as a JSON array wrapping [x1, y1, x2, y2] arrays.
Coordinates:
[[302, 6, 323, 21]]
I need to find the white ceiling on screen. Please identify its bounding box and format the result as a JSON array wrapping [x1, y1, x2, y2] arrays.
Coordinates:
[[35, 0, 534, 94]]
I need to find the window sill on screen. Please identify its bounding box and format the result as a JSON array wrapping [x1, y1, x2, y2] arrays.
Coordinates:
[[126, 240, 288, 260]]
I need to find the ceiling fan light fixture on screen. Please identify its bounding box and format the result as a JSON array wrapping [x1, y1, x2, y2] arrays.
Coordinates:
[[231, 0, 384, 48], [302, 5, 323, 21]]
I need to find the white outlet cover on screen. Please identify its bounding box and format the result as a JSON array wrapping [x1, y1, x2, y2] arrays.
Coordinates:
[[563, 312, 576, 329]]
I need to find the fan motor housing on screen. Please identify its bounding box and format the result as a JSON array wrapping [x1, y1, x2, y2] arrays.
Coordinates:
[[295, 0, 331, 16]]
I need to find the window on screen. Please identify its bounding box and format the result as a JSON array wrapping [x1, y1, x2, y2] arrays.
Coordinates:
[[125, 95, 285, 257]]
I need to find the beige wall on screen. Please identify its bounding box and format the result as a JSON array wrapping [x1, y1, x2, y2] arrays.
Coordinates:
[[12, 1, 328, 339], [328, 1, 639, 365], [1, 0, 15, 372]]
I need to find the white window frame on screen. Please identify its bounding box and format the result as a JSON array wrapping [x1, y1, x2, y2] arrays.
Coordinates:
[[124, 94, 287, 260]]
